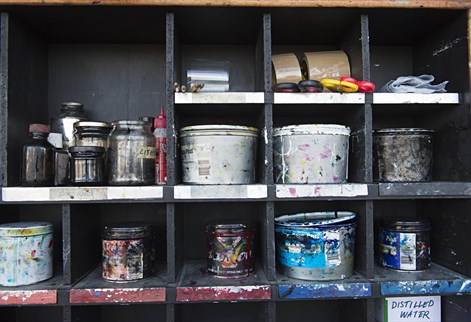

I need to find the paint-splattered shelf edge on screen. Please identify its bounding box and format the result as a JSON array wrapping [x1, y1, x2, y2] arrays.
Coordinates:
[[175, 92, 264, 104], [378, 182, 471, 197], [276, 183, 369, 198], [0, 289, 57, 305], [372, 93, 460, 104]]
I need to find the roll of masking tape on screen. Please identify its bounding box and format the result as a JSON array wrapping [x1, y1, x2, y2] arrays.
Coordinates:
[[301, 51, 350, 81], [272, 53, 302, 85]]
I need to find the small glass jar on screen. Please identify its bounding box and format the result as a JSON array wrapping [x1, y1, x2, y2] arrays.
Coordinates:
[[108, 120, 156, 185], [74, 121, 112, 149], [21, 124, 54, 186], [50, 102, 88, 148], [69, 146, 106, 185], [102, 223, 155, 282]]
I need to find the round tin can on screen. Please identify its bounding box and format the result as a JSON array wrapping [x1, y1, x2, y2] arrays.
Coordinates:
[[0, 222, 53, 286], [108, 120, 156, 185], [380, 219, 431, 271], [373, 128, 434, 182], [273, 124, 350, 183], [206, 224, 254, 278], [180, 125, 259, 184], [275, 212, 356, 281], [69, 146, 106, 185], [102, 223, 155, 282]]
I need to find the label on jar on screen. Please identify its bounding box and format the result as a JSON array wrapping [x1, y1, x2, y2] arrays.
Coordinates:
[[136, 146, 156, 159], [381, 230, 430, 271], [102, 239, 144, 281]]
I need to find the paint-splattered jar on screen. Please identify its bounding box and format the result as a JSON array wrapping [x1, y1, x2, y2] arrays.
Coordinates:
[[380, 219, 431, 271], [102, 223, 155, 282], [275, 212, 356, 281], [206, 224, 254, 278], [0, 222, 53, 286]]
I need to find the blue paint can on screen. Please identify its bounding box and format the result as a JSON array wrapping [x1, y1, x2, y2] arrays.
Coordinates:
[[380, 219, 431, 271], [275, 211, 356, 281]]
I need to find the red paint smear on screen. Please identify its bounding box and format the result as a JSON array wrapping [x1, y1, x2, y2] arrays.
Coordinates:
[[313, 186, 321, 196], [0, 290, 57, 305], [289, 187, 298, 197], [70, 288, 166, 303], [176, 286, 271, 302]]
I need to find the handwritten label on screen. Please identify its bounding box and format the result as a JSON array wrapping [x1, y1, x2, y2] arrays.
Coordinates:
[[136, 146, 156, 159], [385, 296, 441, 322], [50, 187, 108, 200]]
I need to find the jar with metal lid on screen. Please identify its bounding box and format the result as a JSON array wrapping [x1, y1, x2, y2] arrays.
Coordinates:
[[69, 146, 106, 185], [380, 219, 431, 271], [102, 223, 155, 282], [206, 223, 254, 278], [0, 222, 53, 286], [50, 102, 88, 149], [74, 121, 112, 148], [108, 120, 156, 185]]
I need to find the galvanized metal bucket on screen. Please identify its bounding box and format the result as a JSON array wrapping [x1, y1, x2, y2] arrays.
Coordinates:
[[273, 124, 351, 184], [373, 128, 434, 182], [275, 211, 356, 281], [180, 125, 259, 184]]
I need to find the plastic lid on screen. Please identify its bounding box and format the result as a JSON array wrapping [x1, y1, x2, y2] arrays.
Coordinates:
[[103, 222, 154, 239], [74, 121, 111, 129], [374, 128, 434, 135], [382, 219, 431, 232], [206, 223, 249, 234], [61, 102, 83, 108], [29, 123, 50, 134], [180, 125, 259, 138], [275, 211, 356, 228], [273, 124, 350, 137], [154, 106, 166, 129], [0, 222, 53, 237]]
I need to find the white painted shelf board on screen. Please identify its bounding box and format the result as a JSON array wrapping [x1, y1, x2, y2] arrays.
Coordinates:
[[274, 93, 365, 104], [373, 93, 460, 104], [276, 184, 369, 198], [175, 92, 264, 104], [174, 184, 267, 199]]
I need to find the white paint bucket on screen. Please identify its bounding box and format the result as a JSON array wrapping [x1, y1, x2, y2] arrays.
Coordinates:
[[273, 124, 350, 183], [0, 222, 53, 286], [180, 125, 259, 184]]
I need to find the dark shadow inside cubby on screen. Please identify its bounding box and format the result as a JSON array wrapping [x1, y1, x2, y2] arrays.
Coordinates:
[[277, 300, 367, 322], [176, 302, 266, 322], [69, 203, 167, 284], [72, 304, 166, 322], [0, 306, 62, 322]]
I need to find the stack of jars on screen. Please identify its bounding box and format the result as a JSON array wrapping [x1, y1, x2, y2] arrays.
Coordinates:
[[21, 102, 158, 186]]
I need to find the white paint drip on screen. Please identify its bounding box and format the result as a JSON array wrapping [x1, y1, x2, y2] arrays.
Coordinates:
[[432, 37, 466, 56]]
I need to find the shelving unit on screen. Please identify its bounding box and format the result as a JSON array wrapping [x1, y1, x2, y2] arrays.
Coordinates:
[[0, 2, 470, 322]]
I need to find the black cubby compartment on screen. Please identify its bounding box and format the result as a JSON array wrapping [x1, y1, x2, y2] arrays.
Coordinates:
[[274, 200, 372, 279], [0, 306, 63, 322], [276, 300, 368, 322], [1, 7, 167, 187], [373, 199, 471, 277], [173, 7, 266, 92], [175, 302, 269, 322], [69, 203, 167, 285], [72, 304, 166, 322]]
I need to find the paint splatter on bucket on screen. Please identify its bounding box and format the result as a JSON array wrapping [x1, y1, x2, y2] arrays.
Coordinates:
[[180, 125, 259, 184], [275, 212, 355, 281], [0, 222, 53, 286], [373, 128, 434, 182], [380, 219, 431, 271], [102, 223, 155, 282], [206, 224, 254, 278], [273, 124, 350, 183]]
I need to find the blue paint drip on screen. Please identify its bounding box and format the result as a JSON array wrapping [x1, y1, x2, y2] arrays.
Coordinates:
[[279, 282, 371, 299], [381, 280, 466, 295]]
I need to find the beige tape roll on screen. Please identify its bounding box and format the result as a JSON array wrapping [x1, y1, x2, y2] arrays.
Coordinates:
[[301, 51, 351, 81], [272, 53, 302, 85]]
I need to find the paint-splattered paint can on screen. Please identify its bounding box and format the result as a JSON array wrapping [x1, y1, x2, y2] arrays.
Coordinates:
[[373, 128, 434, 182], [180, 125, 259, 184], [0, 222, 53, 286], [273, 124, 350, 183], [275, 212, 355, 281], [380, 219, 431, 271], [206, 224, 254, 278], [102, 223, 155, 282]]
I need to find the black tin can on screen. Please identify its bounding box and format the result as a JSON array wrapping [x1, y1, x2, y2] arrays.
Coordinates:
[[206, 224, 254, 278], [102, 223, 155, 282], [380, 219, 431, 271], [69, 146, 106, 185]]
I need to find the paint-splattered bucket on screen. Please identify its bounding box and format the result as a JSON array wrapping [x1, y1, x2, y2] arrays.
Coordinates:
[[380, 219, 431, 271], [373, 128, 434, 182], [180, 125, 259, 184], [275, 212, 355, 281], [0, 222, 53, 286], [102, 223, 155, 282], [273, 124, 350, 183], [206, 223, 254, 278]]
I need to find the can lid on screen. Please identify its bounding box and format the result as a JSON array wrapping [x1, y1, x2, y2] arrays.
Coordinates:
[[61, 102, 83, 109], [275, 211, 356, 228], [112, 120, 149, 127], [206, 223, 249, 233], [103, 222, 155, 239], [69, 146, 106, 154], [74, 121, 112, 129], [180, 125, 259, 138], [374, 128, 434, 135], [383, 219, 431, 232], [0, 222, 53, 237], [273, 124, 351, 137], [29, 123, 50, 134]]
